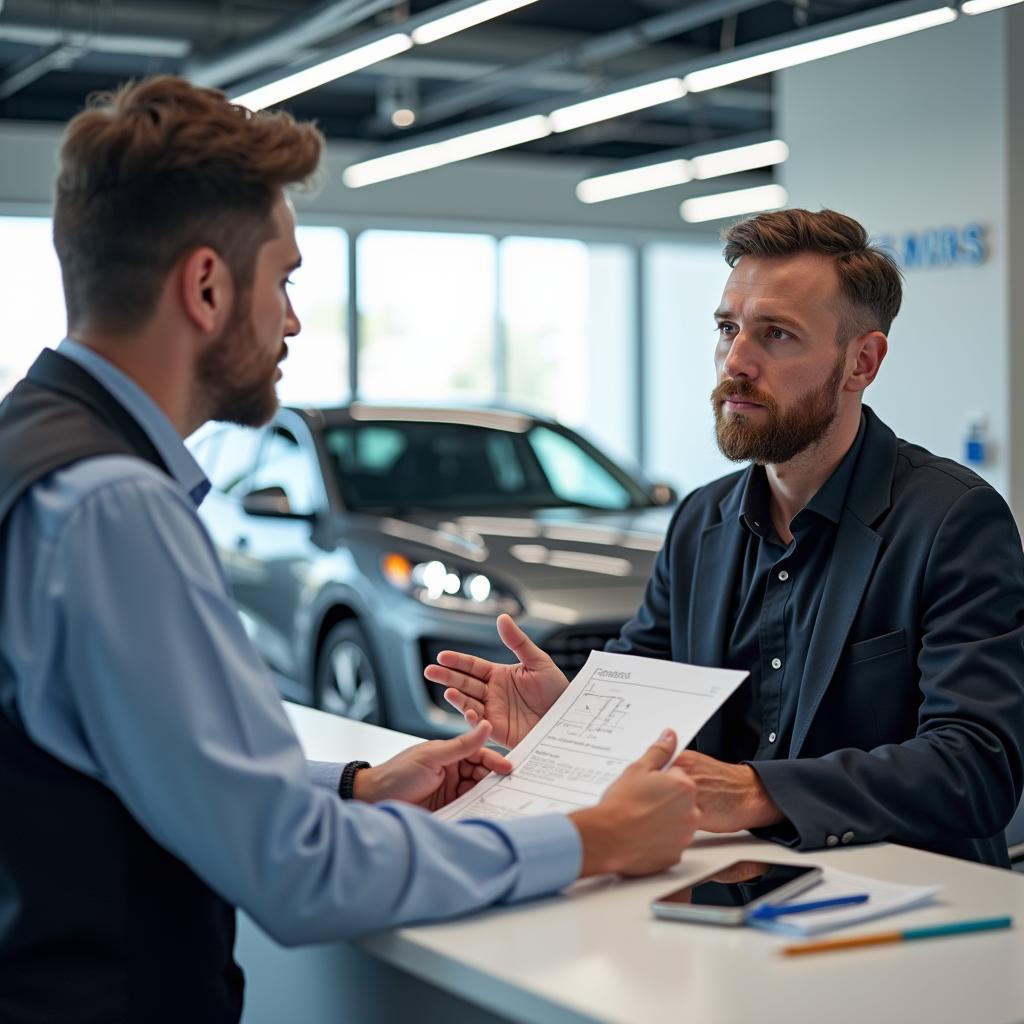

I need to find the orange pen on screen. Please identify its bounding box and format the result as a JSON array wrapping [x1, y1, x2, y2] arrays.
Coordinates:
[[783, 916, 1013, 956]]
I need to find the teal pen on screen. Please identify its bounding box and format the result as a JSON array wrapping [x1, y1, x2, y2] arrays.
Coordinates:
[[783, 915, 1013, 956]]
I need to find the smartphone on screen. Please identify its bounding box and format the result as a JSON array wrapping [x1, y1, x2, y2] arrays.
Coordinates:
[[651, 860, 823, 925]]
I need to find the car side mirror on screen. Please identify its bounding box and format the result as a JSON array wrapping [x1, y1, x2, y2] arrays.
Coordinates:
[[241, 486, 314, 521], [649, 482, 679, 507]]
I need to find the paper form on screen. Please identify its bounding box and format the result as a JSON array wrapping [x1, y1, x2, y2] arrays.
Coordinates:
[[748, 867, 941, 936], [435, 650, 748, 823]]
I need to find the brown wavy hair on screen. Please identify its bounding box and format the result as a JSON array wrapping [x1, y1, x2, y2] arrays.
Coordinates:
[[54, 75, 324, 334], [722, 208, 903, 341]]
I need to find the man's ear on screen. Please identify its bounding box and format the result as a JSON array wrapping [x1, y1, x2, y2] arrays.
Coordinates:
[[177, 247, 234, 336], [845, 331, 888, 393]]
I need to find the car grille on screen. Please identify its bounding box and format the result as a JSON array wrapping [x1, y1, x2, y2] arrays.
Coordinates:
[[544, 625, 624, 677]]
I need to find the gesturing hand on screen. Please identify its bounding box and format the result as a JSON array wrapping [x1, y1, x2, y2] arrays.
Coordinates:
[[423, 614, 569, 749], [354, 721, 513, 812]]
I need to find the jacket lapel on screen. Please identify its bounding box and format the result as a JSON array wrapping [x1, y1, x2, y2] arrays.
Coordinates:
[[789, 407, 897, 756], [689, 474, 748, 752]]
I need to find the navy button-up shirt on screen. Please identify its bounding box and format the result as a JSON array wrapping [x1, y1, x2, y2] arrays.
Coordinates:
[[718, 416, 867, 763]]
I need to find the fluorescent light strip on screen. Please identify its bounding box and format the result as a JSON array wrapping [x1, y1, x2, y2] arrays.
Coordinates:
[[691, 139, 790, 180], [411, 0, 541, 45], [685, 7, 957, 92], [550, 77, 687, 134], [231, 33, 412, 110], [343, 114, 552, 187], [681, 183, 788, 223], [962, 0, 1022, 12], [576, 160, 691, 204]]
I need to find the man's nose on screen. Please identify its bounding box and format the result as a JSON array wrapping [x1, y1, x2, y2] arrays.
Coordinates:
[[285, 297, 301, 338], [720, 331, 758, 380]]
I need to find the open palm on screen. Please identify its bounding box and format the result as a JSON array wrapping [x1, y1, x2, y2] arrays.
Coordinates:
[[423, 614, 569, 748]]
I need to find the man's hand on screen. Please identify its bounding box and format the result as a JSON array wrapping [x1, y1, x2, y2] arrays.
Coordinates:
[[671, 750, 783, 832], [423, 614, 568, 749], [353, 721, 513, 812], [569, 729, 701, 878]]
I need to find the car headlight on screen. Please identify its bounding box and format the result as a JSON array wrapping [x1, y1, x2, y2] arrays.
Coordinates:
[[381, 553, 521, 614]]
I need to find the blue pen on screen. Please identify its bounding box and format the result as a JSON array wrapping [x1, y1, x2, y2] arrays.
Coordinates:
[[748, 893, 870, 921]]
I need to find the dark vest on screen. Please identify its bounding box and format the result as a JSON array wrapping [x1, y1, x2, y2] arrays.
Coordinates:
[[0, 349, 243, 1024]]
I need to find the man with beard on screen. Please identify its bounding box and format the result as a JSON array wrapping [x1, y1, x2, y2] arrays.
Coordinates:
[[430, 208, 1024, 868], [0, 77, 701, 1024]]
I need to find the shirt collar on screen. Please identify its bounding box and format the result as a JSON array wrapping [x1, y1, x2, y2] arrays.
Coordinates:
[[804, 413, 867, 524], [57, 339, 211, 507], [737, 412, 867, 536]]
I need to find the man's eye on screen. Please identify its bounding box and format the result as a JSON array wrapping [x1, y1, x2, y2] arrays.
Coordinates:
[[767, 327, 789, 340], [716, 323, 734, 335]]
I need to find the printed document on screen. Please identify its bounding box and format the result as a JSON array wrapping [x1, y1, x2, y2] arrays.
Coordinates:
[[435, 650, 748, 823]]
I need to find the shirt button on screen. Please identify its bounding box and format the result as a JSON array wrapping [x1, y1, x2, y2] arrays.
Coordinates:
[[826, 834, 839, 847], [841, 831, 855, 845], [771, 657, 782, 670], [768, 731, 777, 743], [778, 570, 789, 581]]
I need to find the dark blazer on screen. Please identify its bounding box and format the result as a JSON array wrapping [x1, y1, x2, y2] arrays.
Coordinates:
[[609, 406, 1024, 866]]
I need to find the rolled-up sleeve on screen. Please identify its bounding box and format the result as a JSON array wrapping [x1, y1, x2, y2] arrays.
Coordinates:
[[30, 467, 580, 945]]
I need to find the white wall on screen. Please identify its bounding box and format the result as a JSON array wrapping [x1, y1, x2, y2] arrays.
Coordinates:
[[779, 11, 1014, 503]]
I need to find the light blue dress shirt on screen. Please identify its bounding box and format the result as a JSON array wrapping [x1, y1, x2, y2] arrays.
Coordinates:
[[0, 339, 581, 945]]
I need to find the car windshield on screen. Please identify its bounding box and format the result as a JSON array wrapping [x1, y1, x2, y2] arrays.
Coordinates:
[[323, 419, 652, 513]]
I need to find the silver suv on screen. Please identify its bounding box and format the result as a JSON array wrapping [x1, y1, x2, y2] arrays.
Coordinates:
[[190, 404, 677, 737]]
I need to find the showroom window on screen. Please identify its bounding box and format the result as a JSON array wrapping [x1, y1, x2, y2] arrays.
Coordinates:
[[500, 236, 637, 466], [0, 216, 66, 397], [356, 229, 497, 401], [280, 226, 350, 407]]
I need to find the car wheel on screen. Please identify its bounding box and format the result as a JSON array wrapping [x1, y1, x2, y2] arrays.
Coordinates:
[[316, 620, 385, 725]]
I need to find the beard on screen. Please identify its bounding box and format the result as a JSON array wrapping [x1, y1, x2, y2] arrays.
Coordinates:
[[197, 311, 285, 428], [711, 352, 846, 465]]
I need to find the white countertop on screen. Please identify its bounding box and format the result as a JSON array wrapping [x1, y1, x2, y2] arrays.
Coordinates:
[[283, 703, 1024, 1024]]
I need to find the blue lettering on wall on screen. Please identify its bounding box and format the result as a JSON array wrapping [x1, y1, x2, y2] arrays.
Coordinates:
[[874, 223, 988, 270]]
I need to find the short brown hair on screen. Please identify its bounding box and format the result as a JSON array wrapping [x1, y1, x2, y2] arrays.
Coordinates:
[[722, 208, 903, 339], [54, 76, 324, 334]]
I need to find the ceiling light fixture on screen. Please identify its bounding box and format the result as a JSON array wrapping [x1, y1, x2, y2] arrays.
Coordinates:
[[691, 139, 790, 179], [411, 0, 541, 45], [685, 7, 956, 92], [576, 138, 788, 204], [681, 183, 788, 223], [231, 32, 412, 110], [576, 159, 692, 204], [549, 77, 687, 134], [961, 0, 1023, 12], [343, 114, 552, 187]]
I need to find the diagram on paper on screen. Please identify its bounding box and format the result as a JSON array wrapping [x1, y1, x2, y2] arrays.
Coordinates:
[[436, 650, 748, 824]]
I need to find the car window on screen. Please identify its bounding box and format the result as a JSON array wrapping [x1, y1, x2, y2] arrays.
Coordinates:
[[191, 424, 265, 496], [323, 419, 649, 512], [527, 426, 634, 510], [211, 423, 266, 495], [248, 427, 320, 516]]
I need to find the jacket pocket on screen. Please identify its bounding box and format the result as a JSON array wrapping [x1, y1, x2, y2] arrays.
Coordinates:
[[848, 628, 907, 665]]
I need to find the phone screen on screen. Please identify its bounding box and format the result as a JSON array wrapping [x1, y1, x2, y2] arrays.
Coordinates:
[[656, 861, 818, 909]]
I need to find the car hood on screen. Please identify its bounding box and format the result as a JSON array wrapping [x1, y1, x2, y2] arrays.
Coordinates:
[[368, 506, 674, 589]]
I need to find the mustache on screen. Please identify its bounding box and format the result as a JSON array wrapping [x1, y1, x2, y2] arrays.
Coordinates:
[[711, 378, 776, 409]]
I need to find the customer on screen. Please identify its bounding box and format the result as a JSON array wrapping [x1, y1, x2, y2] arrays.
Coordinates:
[[431, 208, 1024, 868], [0, 77, 699, 1024]]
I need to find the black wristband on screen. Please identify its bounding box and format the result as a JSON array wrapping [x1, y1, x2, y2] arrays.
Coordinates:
[[339, 760, 371, 800]]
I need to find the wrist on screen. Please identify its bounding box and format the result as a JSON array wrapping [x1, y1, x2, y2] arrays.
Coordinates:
[[742, 765, 784, 828], [569, 806, 621, 878], [341, 760, 372, 801]]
